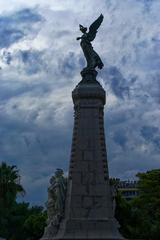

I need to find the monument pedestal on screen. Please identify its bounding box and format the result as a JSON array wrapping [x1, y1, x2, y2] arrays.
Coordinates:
[[42, 71, 124, 239]]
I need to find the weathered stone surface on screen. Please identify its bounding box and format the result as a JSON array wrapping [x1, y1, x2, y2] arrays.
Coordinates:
[[41, 74, 124, 239]]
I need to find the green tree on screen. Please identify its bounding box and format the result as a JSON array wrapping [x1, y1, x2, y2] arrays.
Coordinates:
[[0, 162, 47, 240], [129, 169, 160, 240], [23, 210, 47, 240], [0, 162, 25, 238], [0, 162, 25, 207], [110, 178, 133, 238], [115, 169, 160, 239], [6, 202, 30, 240], [115, 191, 133, 238]]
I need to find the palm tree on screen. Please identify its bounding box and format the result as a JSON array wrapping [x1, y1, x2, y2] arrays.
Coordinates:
[[0, 162, 25, 208]]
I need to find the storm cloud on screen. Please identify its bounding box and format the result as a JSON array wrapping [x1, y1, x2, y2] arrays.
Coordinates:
[[0, 0, 160, 204]]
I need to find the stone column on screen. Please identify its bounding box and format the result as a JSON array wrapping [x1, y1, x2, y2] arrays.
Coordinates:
[[54, 70, 124, 239]]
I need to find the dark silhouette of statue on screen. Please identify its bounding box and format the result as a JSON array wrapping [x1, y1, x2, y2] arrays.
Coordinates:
[[77, 14, 104, 72]]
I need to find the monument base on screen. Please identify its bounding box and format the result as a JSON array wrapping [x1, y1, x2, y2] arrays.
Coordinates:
[[41, 218, 124, 240], [41, 70, 124, 240]]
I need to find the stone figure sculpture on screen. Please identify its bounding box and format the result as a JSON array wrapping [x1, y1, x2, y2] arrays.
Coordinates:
[[77, 14, 104, 72], [47, 169, 67, 222], [42, 169, 67, 238]]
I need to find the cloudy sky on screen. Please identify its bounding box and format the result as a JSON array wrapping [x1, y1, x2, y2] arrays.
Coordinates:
[[0, 0, 160, 205]]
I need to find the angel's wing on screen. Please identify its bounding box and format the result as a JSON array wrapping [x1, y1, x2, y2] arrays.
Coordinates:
[[87, 14, 104, 42]]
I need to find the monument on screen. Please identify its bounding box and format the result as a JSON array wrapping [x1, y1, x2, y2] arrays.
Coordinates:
[[41, 14, 124, 239]]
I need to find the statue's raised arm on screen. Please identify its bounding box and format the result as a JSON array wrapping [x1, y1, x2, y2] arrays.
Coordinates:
[[77, 14, 104, 73]]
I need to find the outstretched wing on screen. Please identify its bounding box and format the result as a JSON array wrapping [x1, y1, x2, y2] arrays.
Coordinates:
[[88, 14, 104, 42]]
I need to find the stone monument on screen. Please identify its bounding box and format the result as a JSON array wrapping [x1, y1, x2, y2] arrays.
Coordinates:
[[41, 14, 124, 239]]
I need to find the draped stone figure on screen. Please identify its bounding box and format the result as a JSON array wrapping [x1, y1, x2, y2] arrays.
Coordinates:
[[77, 14, 104, 72], [47, 169, 67, 221], [41, 169, 67, 238]]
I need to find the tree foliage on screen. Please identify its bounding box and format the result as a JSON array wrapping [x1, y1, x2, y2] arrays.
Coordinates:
[[116, 169, 160, 240], [0, 162, 25, 208], [1, 162, 159, 240], [0, 162, 47, 240], [129, 169, 160, 240]]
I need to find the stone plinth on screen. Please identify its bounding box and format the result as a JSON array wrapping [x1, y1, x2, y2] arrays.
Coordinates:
[[42, 70, 124, 239]]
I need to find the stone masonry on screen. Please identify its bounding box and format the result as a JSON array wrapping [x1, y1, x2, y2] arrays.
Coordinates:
[[42, 70, 124, 239]]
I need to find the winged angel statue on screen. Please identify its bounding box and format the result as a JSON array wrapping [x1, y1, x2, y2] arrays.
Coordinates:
[[77, 14, 104, 71]]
